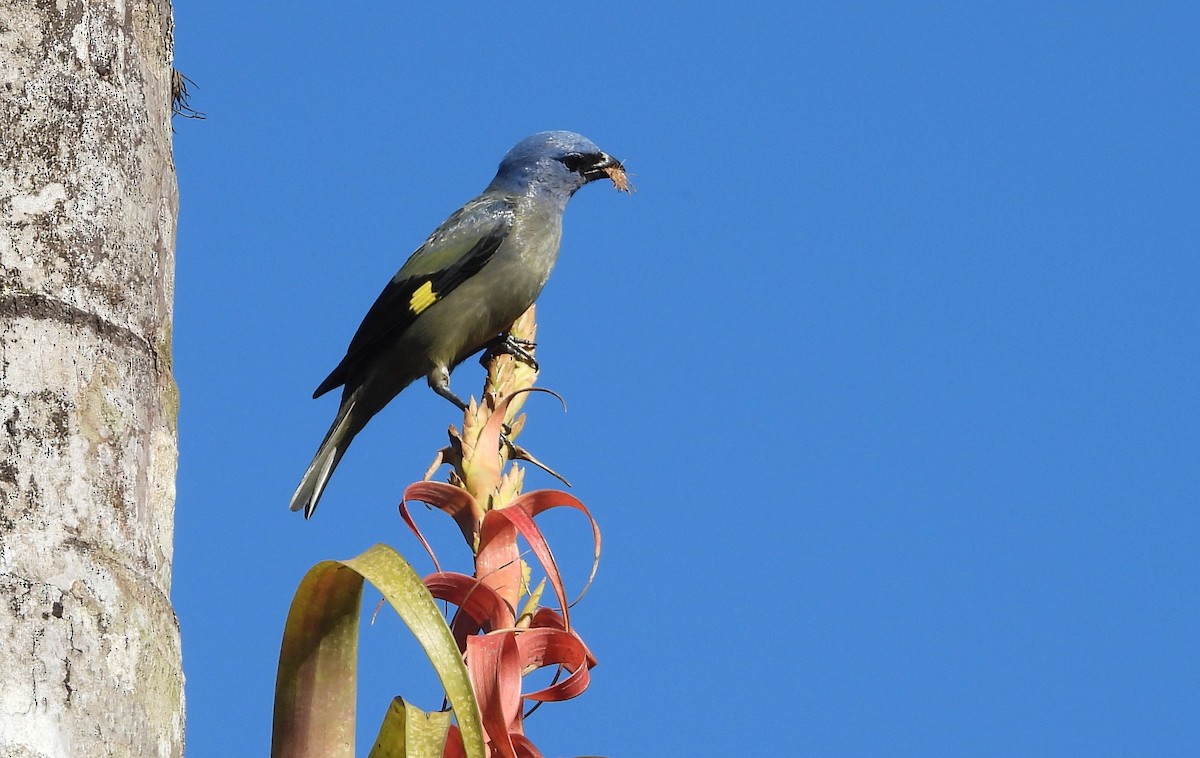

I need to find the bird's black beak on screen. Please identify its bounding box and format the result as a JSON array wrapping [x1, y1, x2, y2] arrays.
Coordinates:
[[581, 152, 623, 182]]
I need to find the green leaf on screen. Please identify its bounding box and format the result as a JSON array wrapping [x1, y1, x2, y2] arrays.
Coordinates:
[[272, 560, 361, 758], [342, 545, 485, 757], [272, 544, 486, 758], [367, 698, 453, 758]]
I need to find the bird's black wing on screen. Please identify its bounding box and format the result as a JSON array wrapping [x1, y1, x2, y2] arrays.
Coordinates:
[[313, 198, 515, 398]]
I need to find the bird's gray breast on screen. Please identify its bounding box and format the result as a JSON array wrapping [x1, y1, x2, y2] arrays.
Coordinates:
[[412, 203, 562, 368]]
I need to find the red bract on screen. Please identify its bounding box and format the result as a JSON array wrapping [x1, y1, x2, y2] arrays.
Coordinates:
[[467, 634, 524, 758], [400, 481, 482, 567], [404, 486, 602, 752]]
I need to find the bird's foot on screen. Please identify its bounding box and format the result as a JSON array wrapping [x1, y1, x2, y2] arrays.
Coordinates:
[[480, 334, 539, 373]]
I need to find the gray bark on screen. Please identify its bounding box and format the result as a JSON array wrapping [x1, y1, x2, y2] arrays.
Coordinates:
[[0, 1, 183, 755]]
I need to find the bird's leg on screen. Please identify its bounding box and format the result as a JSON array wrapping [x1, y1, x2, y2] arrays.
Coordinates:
[[428, 366, 468, 411], [478, 333, 539, 373], [429, 365, 521, 451]]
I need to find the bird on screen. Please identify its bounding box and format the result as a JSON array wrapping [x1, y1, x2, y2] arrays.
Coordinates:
[[290, 131, 625, 518]]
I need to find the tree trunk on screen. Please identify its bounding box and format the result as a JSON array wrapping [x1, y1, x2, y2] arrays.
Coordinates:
[[0, 1, 183, 755]]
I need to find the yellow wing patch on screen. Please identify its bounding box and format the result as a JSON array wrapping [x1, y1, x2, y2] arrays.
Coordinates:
[[409, 280, 438, 315]]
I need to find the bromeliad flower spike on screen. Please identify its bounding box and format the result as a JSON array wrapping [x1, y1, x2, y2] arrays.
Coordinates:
[[402, 305, 603, 757], [273, 306, 605, 758]]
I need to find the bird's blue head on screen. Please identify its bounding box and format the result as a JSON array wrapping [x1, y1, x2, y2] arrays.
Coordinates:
[[487, 131, 623, 203]]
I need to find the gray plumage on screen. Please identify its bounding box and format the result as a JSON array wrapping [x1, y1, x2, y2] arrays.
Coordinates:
[[290, 131, 623, 518]]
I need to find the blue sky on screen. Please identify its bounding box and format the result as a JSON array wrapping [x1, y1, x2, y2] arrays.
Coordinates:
[[172, 3, 1200, 755]]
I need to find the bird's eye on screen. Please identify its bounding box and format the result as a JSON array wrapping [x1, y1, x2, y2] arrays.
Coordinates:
[[559, 153, 585, 172]]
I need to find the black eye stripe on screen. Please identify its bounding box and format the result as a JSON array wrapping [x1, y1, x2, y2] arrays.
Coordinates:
[[558, 152, 587, 172]]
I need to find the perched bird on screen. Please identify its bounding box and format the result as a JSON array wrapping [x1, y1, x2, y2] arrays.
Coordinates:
[[291, 131, 625, 518]]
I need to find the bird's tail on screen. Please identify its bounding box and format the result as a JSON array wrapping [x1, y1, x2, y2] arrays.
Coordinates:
[[290, 394, 359, 519]]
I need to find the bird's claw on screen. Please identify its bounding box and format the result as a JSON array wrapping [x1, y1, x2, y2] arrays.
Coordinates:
[[481, 334, 539, 373]]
